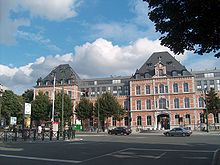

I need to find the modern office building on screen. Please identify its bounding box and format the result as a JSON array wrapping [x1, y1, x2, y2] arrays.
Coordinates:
[[34, 52, 220, 131]]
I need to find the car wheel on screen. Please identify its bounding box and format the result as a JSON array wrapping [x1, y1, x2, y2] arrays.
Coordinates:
[[182, 133, 186, 137], [165, 133, 170, 136]]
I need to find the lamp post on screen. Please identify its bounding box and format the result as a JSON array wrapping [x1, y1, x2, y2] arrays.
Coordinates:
[[51, 74, 56, 122], [204, 89, 209, 132]]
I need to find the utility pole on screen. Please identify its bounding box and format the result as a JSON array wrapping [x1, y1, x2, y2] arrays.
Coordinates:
[[61, 71, 65, 134], [204, 89, 209, 132], [97, 97, 100, 133]]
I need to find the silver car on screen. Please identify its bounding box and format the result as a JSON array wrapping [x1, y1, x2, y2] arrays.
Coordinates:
[[164, 127, 192, 137]]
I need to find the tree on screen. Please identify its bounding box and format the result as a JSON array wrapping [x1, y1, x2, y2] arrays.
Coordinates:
[[22, 89, 34, 103], [31, 91, 51, 125], [1, 90, 23, 125], [205, 88, 220, 128], [94, 92, 125, 130], [143, 0, 220, 57], [75, 97, 93, 129], [54, 92, 72, 125]]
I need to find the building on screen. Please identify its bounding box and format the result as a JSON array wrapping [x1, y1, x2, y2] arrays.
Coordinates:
[[34, 52, 220, 131]]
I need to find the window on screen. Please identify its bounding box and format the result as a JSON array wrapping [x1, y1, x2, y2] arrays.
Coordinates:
[[144, 72, 151, 78], [197, 81, 202, 90], [159, 84, 165, 93], [68, 91, 72, 98], [159, 98, 166, 109], [118, 86, 123, 95], [135, 73, 140, 79], [173, 83, 178, 93], [137, 100, 141, 110], [137, 116, 142, 126], [145, 85, 151, 94], [45, 91, 49, 96], [175, 114, 180, 125], [174, 98, 179, 108], [183, 83, 189, 92], [146, 99, 151, 109], [204, 73, 214, 78], [147, 116, 152, 125], [159, 69, 163, 76], [89, 118, 93, 126], [124, 117, 129, 126], [203, 80, 208, 90], [210, 80, 215, 89], [198, 97, 205, 107], [184, 97, 190, 108], [185, 114, 191, 124], [112, 80, 121, 84], [112, 117, 116, 126], [214, 113, 219, 123], [155, 86, 158, 94], [113, 86, 117, 96], [172, 70, 178, 76], [217, 80, 220, 91], [136, 86, 141, 95], [165, 86, 168, 93], [124, 100, 129, 111]]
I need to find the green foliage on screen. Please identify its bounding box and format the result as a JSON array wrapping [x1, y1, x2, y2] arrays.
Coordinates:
[[1, 90, 23, 125], [55, 91, 72, 123], [143, 0, 220, 57], [205, 88, 220, 116], [31, 91, 51, 123], [75, 97, 93, 120], [22, 89, 34, 103], [94, 92, 125, 123]]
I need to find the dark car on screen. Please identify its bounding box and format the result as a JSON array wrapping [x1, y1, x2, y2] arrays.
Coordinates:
[[108, 127, 132, 135], [163, 127, 192, 137]]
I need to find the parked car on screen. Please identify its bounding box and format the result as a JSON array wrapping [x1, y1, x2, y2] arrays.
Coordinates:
[[163, 127, 192, 137], [108, 127, 132, 135]]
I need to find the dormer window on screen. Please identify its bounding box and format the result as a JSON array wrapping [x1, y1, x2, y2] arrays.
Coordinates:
[[159, 69, 163, 76], [135, 73, 140, 79], [172, 70, 178, 76]]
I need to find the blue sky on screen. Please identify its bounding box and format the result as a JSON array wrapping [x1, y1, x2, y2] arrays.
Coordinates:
[[0, 0, 219, 94]]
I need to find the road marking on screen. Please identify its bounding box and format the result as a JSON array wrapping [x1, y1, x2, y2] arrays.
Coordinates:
[[0, 154, 82, 164], [82, 148, 129, 162], [0, 147, 23, 151], [128, 148, 215, 153], [212, 148, 220, 165], [184, 156, 209, 160]]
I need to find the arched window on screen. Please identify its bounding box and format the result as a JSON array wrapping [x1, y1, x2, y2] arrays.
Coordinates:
[[172, 70, 178, 76], [174, 98, 179, 108], [184, 97, 190, 108], [159, 98, 166, 109], [173, 83, 178, 93], [144, 72, 151, 78], [182, 70, 188, 76], [185, 114, 191, 124], [159, 84, 165, 93], [198, 97, 205, 107], [137, 116, 142, 126], [145, 85, 150, 94], [112, 117, 116, 126], [135, 73, 140, 79], [183, 83, 189, 92]]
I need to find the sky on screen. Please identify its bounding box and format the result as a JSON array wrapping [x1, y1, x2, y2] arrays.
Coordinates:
[[0, 0, 219, 95]]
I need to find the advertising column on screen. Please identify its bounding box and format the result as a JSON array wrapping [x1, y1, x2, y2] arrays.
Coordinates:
[[24, 103, 31, 128]]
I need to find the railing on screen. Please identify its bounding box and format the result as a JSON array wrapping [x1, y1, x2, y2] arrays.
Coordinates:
[[0, 129, 76, 142]]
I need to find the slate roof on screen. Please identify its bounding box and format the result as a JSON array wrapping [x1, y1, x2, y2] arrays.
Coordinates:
[[132, 52, 191, 79], [37, 64, 80, 85]]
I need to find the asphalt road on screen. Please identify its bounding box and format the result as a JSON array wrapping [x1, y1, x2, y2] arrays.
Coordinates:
[[0, 133, 220, 165]]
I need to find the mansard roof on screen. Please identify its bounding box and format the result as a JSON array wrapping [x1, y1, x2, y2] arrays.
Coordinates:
[[37, 64, 80, 85], [132, 51, 191, 79]]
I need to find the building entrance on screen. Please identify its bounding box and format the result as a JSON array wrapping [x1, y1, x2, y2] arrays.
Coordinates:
[[157, 114, 170, 130]]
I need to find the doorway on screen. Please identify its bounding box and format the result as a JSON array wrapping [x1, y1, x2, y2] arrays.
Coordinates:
[[157, 114, 170, 130]]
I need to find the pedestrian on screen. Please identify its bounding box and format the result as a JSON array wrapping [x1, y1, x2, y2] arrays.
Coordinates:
[[38, 125, 42, 135]]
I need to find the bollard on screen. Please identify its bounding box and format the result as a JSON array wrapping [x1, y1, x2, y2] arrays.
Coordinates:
[[50, 129, 53, 141], [4, 131, 7, 142], [72, 130, 75, 139], [14, 131, 17, 141], [68, 130, 70, 140], [33, 129, 36, 141], [63, 130, 66, 140], [57, 131, 59, 140], [42, 129, 45, 141]]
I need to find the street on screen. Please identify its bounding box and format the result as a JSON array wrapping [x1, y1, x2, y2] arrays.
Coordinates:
[[0, 133, 220, 165]]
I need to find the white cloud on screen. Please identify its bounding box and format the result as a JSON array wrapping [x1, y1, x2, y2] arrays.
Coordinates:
[[20, 0, 80, 21], [0, 38, 218, 95], [0, 0, 80, 45], [17, 30, 61, 52]]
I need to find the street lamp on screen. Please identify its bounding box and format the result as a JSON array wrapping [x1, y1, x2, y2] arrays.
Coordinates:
[[203, 89, 209, 132], [51, 73, 56, 122]]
